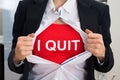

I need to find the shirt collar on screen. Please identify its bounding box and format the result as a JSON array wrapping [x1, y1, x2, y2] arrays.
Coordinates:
[[62, 0, 77, 13], [46, 0, 77, 13], [45, 0, 55, 12]]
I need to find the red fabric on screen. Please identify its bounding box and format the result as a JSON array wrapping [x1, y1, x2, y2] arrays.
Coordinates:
[[33, 24, 85, 64]]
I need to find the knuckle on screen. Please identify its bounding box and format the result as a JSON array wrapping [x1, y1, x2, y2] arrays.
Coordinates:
[[87, 39, 91, 43], [96, 39, 102, 44], [86, 39, 89, 43], [18, 46, 24, 51], [99, 34, 103, 39], [16, 42, 22, 49], [88, 34, 92, 38], [23, 51, 32, 56], [29, 41, 33, 45], [18, 36, 23, 41], [94, 49, 99, 54]]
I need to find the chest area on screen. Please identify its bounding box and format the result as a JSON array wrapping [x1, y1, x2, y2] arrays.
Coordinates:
[[33, 24, 85, 64]]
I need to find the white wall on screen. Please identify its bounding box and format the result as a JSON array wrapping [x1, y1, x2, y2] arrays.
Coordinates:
[[2, 0, 21, 80], [106, 0, 120, 80]]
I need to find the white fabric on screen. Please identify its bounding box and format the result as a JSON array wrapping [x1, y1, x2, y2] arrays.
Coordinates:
[[27, 51, 91, 80], [26, 0, 92, 80], [27, 23, 92, 80], [32, 0, 80, 45]]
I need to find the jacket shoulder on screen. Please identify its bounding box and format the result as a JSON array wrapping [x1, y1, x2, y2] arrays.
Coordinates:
[[19, 0, 48, 6], [19, 0, 34, 4], [21, 0, 47, 3], [91, 0, 109, 8], [90, 0, 109, 14]]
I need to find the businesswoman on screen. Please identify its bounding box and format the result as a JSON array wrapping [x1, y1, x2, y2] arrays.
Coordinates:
[[8, 0, 114, 80]]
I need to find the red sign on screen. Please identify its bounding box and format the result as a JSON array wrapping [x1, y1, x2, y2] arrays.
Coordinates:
[[33, 24, 84, 64]]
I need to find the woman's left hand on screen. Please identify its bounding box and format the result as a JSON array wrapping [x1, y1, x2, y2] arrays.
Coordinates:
[[85, 29, 105, 61]]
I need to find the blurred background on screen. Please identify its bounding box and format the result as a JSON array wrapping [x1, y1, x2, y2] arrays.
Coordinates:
[[0, 0, 120, 80], [0, 0, 21, 80]]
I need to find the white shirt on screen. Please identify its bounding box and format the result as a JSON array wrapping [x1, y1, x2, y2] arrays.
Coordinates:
[[25, 0, 106, 80], [33, 0, 88, 47], [27, 0, 92, 80], [36, 0, 82, 36], [38, 0, 103, 65]]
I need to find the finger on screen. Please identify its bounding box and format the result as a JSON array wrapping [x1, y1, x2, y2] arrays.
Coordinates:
[[85, 29, 93, 34], [22, 41, 33, 46], [87, 47, 99, 55], [21, 45, 33, 50], [87, 38, 103, 44], [16, 43, 33, 50], [28, 33, 35, 38], [20, 50, 32, 57], [86, 43, 101, 49], [18, 36, 33, 42], [17, 39, 33, 47], [85, 29, 103, 39], [87, 33, 103, 39], [85, 29, 96, 39]]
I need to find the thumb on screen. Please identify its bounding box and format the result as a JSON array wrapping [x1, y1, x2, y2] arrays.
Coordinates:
[[28, 33, 35, 38], [85, 29, 93, 34]]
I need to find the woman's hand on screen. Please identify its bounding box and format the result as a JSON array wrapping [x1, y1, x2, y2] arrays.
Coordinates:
[[85, 29, 105, 61], [14, 33, 35, 64]]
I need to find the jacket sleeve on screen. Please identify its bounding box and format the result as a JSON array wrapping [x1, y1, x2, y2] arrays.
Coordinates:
[[8, 1, 27, 74], [94, 4, 114, 72]]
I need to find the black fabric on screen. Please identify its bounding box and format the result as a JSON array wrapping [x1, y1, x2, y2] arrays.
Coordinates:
[[8, 0, 114, 80], [0, 44, 4, 80]]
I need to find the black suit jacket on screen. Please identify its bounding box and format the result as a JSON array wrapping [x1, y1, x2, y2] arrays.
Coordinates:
[[8, 0, 114, 80]]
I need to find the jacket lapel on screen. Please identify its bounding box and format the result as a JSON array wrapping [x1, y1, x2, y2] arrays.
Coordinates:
[[77, 0, 100, 33], [25, 0, 48, 34], [25, 0, 99, 34]]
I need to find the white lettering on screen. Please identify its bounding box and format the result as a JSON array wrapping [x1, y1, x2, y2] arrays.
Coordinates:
[[38, 40, 40, 51], [46, 40, 56, 51], [68, 40, 71, 51], [37, 40, 81, 51], [58, 40, 66, 51], [71, 40, 80, 51]]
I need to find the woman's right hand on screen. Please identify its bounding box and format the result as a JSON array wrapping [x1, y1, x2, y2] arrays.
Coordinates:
[[14, 33, 35, 64]]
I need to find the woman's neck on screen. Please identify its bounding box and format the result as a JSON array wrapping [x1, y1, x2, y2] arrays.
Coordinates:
[[53, 0, 67, 9]]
